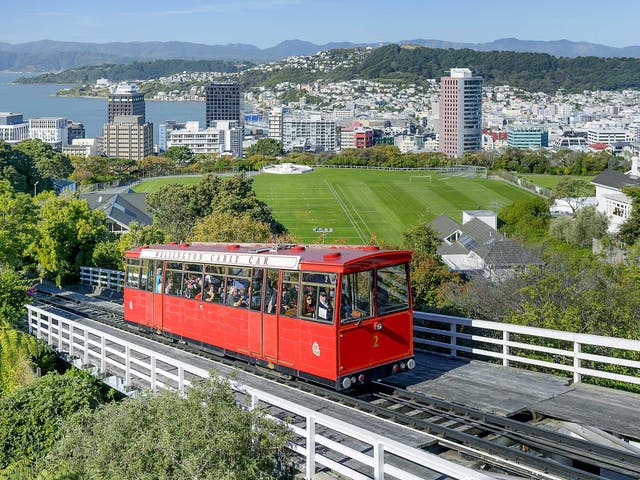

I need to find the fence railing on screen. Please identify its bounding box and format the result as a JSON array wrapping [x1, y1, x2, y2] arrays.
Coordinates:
[[493, 170, 553, 198], [414, 311, 640, 386], [79, 266, 125, 291], [26, 305, 493, 480]]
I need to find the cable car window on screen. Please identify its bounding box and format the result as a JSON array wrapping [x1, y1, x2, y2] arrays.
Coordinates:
[[140, 260, 155, 292], [154, 262, 163, 293], [126, 260, 141, 289], [165, 263, 183, 297], [249, 269, 263, 311], [263, 269, 279, 314], [226, 267, 251, 308], [182, 263, 203, 300], [204, 265, 226, 303], [376, 264, 410, 315], [340, 271, 373, 324], [281, 271, 299, 317], [301, 271, 336, 323]]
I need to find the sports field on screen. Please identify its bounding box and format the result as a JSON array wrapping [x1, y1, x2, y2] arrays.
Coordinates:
[[253, 169, 535, 244], [520, 174, 594, 190], [135, 169, 535, 245]]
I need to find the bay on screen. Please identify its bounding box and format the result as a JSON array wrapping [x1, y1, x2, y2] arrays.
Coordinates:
[[0, 72, 204, 141]]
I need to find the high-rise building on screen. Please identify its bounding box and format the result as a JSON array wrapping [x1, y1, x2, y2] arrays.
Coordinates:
[[205, 82, 241, 127], [108, 84, 145, 123], [439, 68, 483, 158], [0, 112, 29, 144], [278, 113, 337, 152], [102, 115, 153, 161], [67, 121, 86, 144]]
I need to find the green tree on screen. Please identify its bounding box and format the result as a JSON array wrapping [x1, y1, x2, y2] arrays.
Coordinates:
[[549, 207, 609, 247], [0, 140, 39, 194], [162, 145, 194, 165], [32, 193, 109, 285], [246, 138, 284, 158], [0, 329, 56, 396], [0, 180, 39, 270], [147, 183, 200, 241], [619, 186, 640, 246], [0, 370, 105, 475], [0, 268, 32, 330], [41, 378, 294, 480], [551, 177, 594, 214], [499, 197, 550, 240], [402, 219, 441, 256], [190, 211, 273, 243], [13, 139, 73, 182]]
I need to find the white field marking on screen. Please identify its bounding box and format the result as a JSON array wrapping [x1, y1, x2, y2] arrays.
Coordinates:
[[334, 183, 372, 239], [324, 181, 367, 243]]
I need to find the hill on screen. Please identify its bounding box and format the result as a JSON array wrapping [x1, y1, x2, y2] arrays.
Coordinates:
[[2, 37, 640, 72], [16, 44, 640, 94]]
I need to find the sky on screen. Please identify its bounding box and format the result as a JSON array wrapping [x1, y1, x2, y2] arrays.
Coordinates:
[[1, 0, 639, 48]]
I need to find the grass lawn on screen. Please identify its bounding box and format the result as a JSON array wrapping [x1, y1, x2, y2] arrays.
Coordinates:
[[134, 169, 536, 245], [133, 175, 202, 192], [520, 174, 595, 190]]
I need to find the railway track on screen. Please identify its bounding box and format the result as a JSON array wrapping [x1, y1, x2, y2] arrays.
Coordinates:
[[32, 288, 640, 480]]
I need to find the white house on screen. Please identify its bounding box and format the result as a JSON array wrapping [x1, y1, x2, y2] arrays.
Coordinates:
[[591, 157, 640, 232]]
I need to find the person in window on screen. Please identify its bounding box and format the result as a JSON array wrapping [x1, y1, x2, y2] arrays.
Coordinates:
[[226, 286, 240, 306], [317, 291, 333, 321], [281, 285, 296, 314], [264, 282, 277, 313], [233, 287, 248, 308], [155, 268, 163, 293], [303, 293, 316, 317], [165, 279, 175, 295], [204, 284, 217, 302], [341, 293, 353, 320]]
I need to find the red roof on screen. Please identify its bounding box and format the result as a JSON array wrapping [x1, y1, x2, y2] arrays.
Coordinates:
[[589, 143, 608, 150]]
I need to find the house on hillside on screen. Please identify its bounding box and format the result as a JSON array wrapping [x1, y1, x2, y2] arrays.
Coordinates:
[[591, 158, 640, 233], [80, 191, 152, 235], [429, 211, 542, 281]]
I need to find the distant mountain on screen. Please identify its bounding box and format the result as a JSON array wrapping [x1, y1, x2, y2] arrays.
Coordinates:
[[2, 37, 640, 72]]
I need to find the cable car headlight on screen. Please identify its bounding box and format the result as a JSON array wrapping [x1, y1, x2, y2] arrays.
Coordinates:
[[407, 359, 416, 370], [375, 322, 383, 331], [341, 377, 352, 389]]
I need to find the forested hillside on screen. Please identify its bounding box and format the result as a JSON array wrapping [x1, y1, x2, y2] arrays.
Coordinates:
[[16, 44, 640, 93]]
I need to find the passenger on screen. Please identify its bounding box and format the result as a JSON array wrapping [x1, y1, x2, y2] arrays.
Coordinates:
[[204, 284, 217, 302], [264, 283, 276, 313], [154, 268, 163, 293], [226, 286, 240, 306], [165, 279, 175, 295], [317, 291, 333, 321], [303, 294, 316, 316], [281, 285, 296, 314], [184, 281, 197, 299], [341, 293, 351, 319], [233, 287, 248, 308]]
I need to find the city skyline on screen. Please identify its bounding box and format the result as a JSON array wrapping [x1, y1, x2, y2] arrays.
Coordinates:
[[2, 0, 640, 49]]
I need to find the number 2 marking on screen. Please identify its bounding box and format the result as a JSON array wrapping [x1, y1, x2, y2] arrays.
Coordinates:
[[373, 335, 379, 348]]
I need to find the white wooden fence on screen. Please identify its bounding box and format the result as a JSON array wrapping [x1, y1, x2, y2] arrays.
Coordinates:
[[414, 311, 640, 386], [80, 266, 125, 291], [26, 305, 493, 480]]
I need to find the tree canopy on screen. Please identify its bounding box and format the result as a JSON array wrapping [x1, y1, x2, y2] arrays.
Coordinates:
[[40, 377, 294, 480]]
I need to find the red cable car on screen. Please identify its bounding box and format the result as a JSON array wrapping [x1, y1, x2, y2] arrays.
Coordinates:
[[123, 243, 415, 390]]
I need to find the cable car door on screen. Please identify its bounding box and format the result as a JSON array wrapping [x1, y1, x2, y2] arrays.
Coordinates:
[[261, 269, 280, 362], [151, 260, 164, 330]]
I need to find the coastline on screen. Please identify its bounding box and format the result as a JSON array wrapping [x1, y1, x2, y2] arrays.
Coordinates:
[[54, 92, 204, 103]]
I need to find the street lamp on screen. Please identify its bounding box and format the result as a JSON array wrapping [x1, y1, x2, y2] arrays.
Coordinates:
[[312, 227, 333, 244], [34, 181, 39, 196]]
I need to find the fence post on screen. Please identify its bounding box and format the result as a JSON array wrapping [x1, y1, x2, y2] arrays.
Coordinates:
[[305, 416, 316, 480], [374, 441, 385, 480], [503, 331, 510, 367], [450, 322, 457, 357], [573, 342, 582, 384]]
